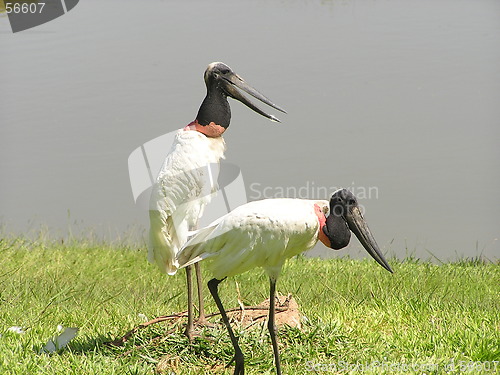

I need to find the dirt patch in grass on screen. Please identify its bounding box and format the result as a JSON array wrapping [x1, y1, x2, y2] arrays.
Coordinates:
[[227, 294, 302, 330]]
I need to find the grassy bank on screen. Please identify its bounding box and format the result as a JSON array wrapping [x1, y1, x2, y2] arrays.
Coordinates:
[[0, 238, 498, 374]]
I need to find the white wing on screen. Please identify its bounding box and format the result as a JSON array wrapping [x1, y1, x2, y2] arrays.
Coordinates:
[[177, 199, 328, 280], [148, 129, 225, 274]]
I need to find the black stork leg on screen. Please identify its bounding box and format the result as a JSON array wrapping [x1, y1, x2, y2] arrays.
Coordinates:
[[184, 265, 194, 342], [268, 277, 282, 375], [208, 278, 245, 375]]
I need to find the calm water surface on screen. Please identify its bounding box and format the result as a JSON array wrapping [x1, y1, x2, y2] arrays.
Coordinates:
[[1, 0, 499, 261]]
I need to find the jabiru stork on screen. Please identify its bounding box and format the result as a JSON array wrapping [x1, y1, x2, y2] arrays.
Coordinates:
[[177, 189, 393, 375], [149, 62, 286, 340]]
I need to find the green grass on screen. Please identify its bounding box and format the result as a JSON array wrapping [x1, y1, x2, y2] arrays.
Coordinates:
[[0, 237, 498, 374]]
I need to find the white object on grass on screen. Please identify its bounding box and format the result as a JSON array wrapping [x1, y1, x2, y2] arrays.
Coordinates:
[[7, 326, 25, 334], [138, 313, 148, 322], [41, 327, 79, 353]]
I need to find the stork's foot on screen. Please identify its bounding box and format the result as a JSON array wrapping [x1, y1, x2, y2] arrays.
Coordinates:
[[226, 351, 245, 375], [196, 315, 215, 329], [183, 326, 196, 342], [184, 319, 214, 342]]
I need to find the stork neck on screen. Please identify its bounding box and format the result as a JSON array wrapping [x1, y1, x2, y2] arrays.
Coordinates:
[[195, 86, 231, 130], [324, 209, 351, 250], [184, 120, 226, 137], [314, 204, 330, 247]]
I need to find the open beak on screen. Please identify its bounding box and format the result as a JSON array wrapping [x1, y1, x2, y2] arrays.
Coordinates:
[[345, 206, 393, 273], [222, 72, 287, 122]]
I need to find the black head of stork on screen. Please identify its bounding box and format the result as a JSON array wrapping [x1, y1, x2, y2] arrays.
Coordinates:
[[323, 189, 393, 273], [196, 62, 286, 130]]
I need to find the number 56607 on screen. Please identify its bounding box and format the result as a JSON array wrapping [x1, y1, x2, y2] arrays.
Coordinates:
[[5, 2, 46, 14]]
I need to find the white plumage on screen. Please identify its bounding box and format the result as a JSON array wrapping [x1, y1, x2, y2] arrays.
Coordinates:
[[147, 61, 286, 341], [175, 191, 392, 375], [177, 199, 329, 280], [148, 129, 225, 275]]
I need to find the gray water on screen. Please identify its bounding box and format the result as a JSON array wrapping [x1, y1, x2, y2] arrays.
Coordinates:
[[1, 0, 499, 262]]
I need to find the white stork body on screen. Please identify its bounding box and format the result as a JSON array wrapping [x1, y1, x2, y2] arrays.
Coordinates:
[[178, 198, 329, 280], [148, 128, 225, 275], [147, 62, 286, 341], [176, 190, 392, 375]]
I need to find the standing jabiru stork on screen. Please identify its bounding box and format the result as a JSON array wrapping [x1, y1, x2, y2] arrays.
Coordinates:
[[177, 189, 393, 375], [149, 62, 286, 340]]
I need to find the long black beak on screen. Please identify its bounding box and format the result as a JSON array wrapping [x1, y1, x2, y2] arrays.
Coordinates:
[[345, 206, 393, 273], [223, 72, 287, 122]]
